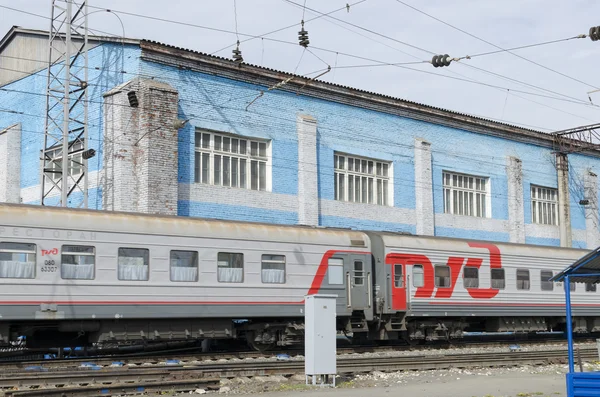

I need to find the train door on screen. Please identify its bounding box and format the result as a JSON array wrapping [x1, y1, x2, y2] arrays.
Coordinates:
[[390, 262, 407, 311], [348, 254, 370, 312]]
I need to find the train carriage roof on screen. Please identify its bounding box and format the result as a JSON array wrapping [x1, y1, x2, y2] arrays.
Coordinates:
[[0, 203, 368, 247]]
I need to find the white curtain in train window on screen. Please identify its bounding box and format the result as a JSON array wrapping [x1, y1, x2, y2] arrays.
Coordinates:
[[170, 250, 199, 282], [261, 254, 286, 284], [0, 243, 36, 279], [217, 252, 243, 283], [118, 248, 149, 281], [61, 245, 95, 280]]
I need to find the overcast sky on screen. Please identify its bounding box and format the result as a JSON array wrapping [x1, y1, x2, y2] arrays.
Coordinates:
[[2, 0, 600, 132]]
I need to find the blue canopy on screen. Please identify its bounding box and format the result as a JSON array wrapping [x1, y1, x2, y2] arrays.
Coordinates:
[[551, 246, 600, 284]]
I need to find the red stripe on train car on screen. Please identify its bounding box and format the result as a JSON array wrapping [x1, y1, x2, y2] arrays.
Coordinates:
[[428, 301, 600, 307]]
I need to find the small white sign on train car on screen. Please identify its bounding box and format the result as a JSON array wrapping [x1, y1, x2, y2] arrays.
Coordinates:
[[304, 294, 337, 387]]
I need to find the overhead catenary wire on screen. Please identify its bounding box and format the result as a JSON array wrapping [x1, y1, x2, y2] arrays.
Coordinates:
[[394, 0, 600, 90], [1, 2, 594, 112]]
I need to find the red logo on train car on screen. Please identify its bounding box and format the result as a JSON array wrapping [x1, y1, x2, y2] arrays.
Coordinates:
[[386, 243, 502, 310], [41, 248, 58, 256]]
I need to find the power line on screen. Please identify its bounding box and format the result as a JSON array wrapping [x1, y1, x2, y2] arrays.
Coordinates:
[[394, 0, 599, 90]]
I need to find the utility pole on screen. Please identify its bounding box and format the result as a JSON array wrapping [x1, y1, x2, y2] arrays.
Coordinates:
[[41, 0, 94, 207]]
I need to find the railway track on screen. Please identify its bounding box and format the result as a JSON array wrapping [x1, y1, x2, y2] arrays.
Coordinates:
[[0, 348, 596, 396]]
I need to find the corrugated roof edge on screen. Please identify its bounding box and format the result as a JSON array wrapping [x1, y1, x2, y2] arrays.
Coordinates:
[[139, 39, 555, 139]]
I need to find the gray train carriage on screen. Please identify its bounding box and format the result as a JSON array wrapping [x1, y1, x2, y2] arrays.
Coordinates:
[[368, 232, 594, 342], [0, 204, 372, 349]]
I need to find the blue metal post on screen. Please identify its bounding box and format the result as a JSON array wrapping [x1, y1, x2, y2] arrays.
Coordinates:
[[565, 275, 575, 373]]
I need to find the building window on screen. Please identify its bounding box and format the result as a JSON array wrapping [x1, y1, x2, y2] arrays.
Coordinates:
[[435, 265, 451, 288], [0, 242, 36, 279], [443, 171, 489, 217], [328, 258, 344, 285], [118, 248, 149, 281], [491, 268, 505, 289], [516, 269, 530, 290], [261, 254, 286, 284], [531, 185, 558, 225], [413, 265, 424, 287], [217, 252, 244, 283], [393, 264, 403, 288], [334, 153, 391, 205], [195, 130, 269, 191], [540, 270, 554, 291], [463, 267, 479, 288], [170, 250, 198, 282], [43, 141, 83, 182], [61, 245, 95, 280]]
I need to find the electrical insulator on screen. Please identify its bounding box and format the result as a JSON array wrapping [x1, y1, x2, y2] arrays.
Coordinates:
[[232, 41, 244, 64], [298, 21, 309, 48], [431, 54, 452, 68], [590, 26, 600, 41]]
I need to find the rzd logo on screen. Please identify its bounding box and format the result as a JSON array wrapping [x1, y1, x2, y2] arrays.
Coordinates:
[[41, 248, 58, 256]]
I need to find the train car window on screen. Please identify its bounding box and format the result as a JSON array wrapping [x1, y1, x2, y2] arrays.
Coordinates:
[[170, 251, 198, 282], [491, 268, 505, 289], [516, 269, 530, 290], [393, 264, 403, 288], [354, 261, 365, 286], [586, 283, 597, 292], [118, 248, 149, 281], [463, 267, 479, 288], [261, 255, 286, 284], [0, 242, 36, 279], [217, 252, 244, 283], [434, 265, 451, 288], [328, 258, 344, 285], [413, 265, 424, 287], [570, 281, 576, 292], [61, 245, 95, 280], [540, 270, 554, 291]]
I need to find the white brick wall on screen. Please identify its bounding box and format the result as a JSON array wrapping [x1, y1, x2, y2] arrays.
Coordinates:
[[506, 156, 525, 243], [414, 138, 434, 235], [0, 124, 21, 203], [584, 171, 600, 248], [297, 114, 319, 226], [102, 78, 179, 215]]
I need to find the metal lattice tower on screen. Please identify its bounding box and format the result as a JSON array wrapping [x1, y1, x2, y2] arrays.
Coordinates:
[[41, 0, 90, 207], [552, 123, 600, 155]]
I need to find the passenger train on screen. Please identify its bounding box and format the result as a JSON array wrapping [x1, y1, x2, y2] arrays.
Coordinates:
[[0, 203, 595, 350]]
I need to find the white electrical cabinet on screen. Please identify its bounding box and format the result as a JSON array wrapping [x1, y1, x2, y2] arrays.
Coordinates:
[[304, 294, 337, 387]]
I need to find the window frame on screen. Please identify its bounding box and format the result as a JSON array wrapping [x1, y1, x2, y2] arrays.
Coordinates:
[[413, 264, 424, 288], [261, 254, 286, 284], [540, 270, 554, 291], [61, 245, 95, 280], [442, 171, 490, 218], [393, 264, 403, 288], [43, 141, 84, 183], [194, 130, 270, 192], [117, 247, 150, 281], [0, 242, 37, 279], [333, 152, 392, 206], [463, 266, 479, 288], [491, 268, 505, 290], [169, 250, 199, 282], [327, 258, 344, 285], [217, 252, 244, 283], [516, 268, 530, 291], [531, 185, 559, 226], [434, 265, 451, 288]]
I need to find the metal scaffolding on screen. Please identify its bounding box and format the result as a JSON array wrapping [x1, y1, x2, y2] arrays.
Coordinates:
[[41, 0, 91, 207]]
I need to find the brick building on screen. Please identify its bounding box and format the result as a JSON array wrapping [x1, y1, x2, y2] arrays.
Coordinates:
[[1, 26, 599, 249]]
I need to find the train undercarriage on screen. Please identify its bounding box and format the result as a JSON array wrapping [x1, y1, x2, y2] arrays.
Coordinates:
[[1, 313, 596, 351]]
